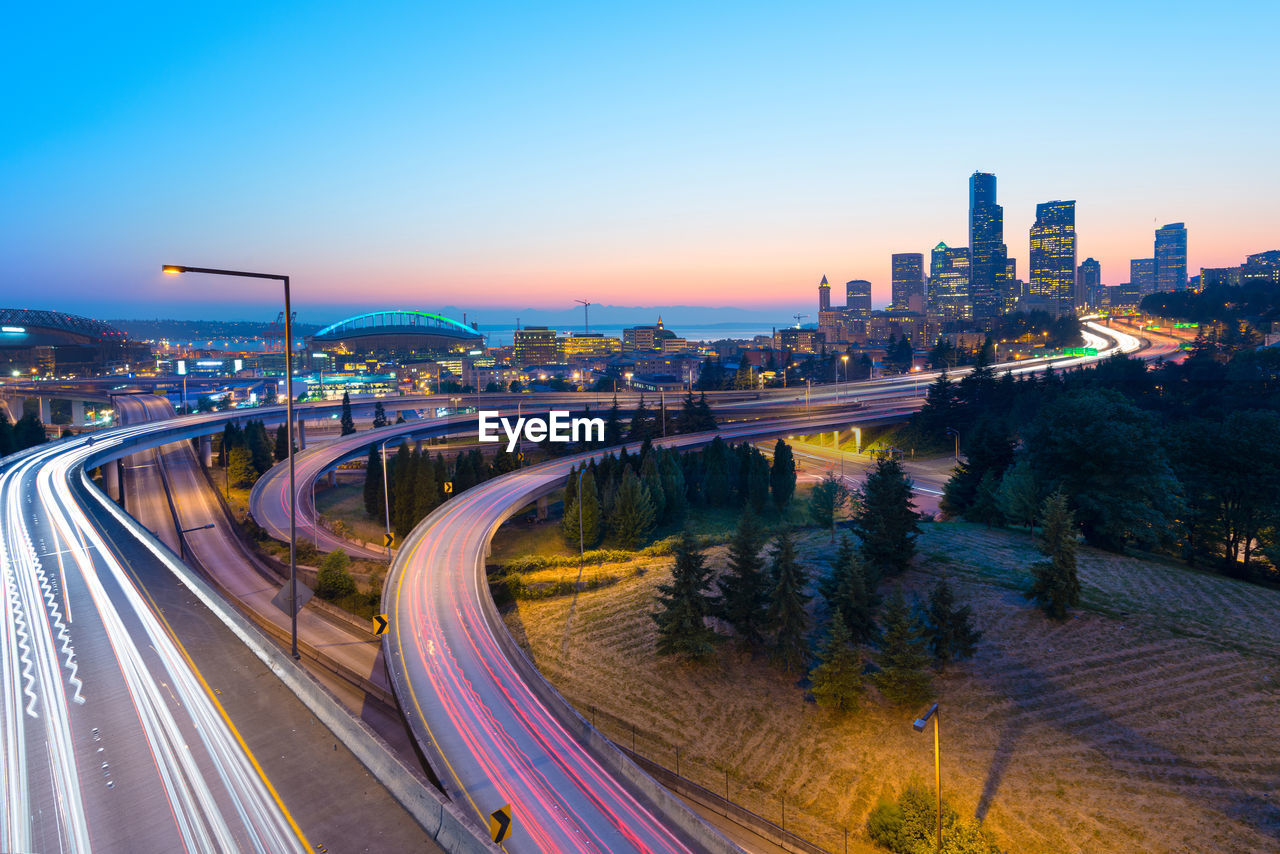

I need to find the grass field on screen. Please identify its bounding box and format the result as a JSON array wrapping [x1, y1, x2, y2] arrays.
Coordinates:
[[314, 482, 389, 545], [501, 520, 1280, 853]]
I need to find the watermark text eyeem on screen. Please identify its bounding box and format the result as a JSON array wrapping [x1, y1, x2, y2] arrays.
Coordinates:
[[478, 411, 605, 452]]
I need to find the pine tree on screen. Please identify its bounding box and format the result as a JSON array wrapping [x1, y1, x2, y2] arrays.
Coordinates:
[[1028, 492, 1081, 619], [872, 590, 932, 706], [562, 469, 602, 549], [819, 535, 855, 607], [808, 473, 849, 535], [770, 439, 796, 512], [363, 443, 385, 521], [831, 545, 878, 644], [609, 467, 655, 548], [604, 396, 624, 445], [0, 417, 12, 457], [765, 529, 810, 674], [997, 456, 1039, 529], [694, 392, 717, 431], [227, 446, 256, 488], [652, 531, 720, 660], [413, 452, 438, 522], [391, 443, 415, 539], [969, 470, 1005, 527], [703, 437, 732, 506], [12, 412, 46, 451], [340, 391, 356, 435], [676, 390, 699, 434], [853, 457, 920, 582], [372, 401, 388, 428], [659, 449, 687, 524], [273, 424, 289, 462], [629, 396, 655, 442], [433, 453, 448, 502], [922, 579, 981, 666], [246, 420, 273, 475], [810, 611, 864, 713], [746, 449, 770, 514], [640, 451, 666, 523], [718, 507, 770, 647]]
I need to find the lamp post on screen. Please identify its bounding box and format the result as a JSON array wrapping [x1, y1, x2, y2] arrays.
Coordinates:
[[840, 354, 849, 402], [380, 437, 396, 557], [164, 264, 302, 660], [912, 702, 942, 854]]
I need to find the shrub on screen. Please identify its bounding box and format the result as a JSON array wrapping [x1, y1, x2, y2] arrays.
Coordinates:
[[315, 548, 357, 601], [867, 784, 1001, 853]]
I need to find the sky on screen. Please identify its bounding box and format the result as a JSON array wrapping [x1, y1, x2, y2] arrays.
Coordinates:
[[1, 1, 1277, 324]]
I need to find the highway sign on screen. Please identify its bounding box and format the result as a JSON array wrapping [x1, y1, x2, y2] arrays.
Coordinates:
[[270, 581, 313, 617], [489, 804, 512, 844], [384, 532, 394, 548], [372, 614, 389, 636], [442, 481, 453, 494]]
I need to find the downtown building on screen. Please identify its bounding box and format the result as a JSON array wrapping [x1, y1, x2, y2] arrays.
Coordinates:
[[1130, 258, 1156, 297], [1154, 222, 1188, 292], [891, 253, 925, 312], [1028, 200, 1077, 317], [1077, 257, 1102, 310], [968, 172, 1008, 324], [928, 241, 972, 323]]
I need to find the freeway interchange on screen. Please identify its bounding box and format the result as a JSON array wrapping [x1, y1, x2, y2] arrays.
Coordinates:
[[0, 320, 1160, 852]]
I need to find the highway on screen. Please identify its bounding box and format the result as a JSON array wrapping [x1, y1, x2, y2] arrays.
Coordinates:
[[0, 436, 308, 852], [0, 321, 1159, 852]]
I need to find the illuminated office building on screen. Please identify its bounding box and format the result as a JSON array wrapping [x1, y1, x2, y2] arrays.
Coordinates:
[[1028, 200, 1077, 317], [891, 253, 925, 311], [1154, 222, 1188, 292], [1077, 257, 1101, 309], [845, 280, 872, 319], [1130, 258, 1156, 296], [968, 172, 1008, 322], [928, 242, 971, 323]]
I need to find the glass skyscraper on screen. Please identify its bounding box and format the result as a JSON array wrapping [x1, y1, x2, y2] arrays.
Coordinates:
[[928, 241, 971, 323], [1077, 257, 1101, 309], [1130, 258, 1156, 296], [845, 279, 872, 319], [968, 172, 1008, 323], [891, 253, 924, 311], [1154, 222, 1188, 292], [1028, 200, 1077, 317]]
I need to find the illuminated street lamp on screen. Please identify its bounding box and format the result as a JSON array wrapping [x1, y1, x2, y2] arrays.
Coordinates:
[[164, 264, 302, 660], [912, 702, 942, 854], [840, 354, 849, 401]]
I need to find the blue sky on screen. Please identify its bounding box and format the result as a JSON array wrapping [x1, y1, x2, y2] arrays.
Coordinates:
[[1, 1, 1277, 323]]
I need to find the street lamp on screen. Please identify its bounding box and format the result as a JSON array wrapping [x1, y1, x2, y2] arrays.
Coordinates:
[[840, 354, 849, 402], [164, 264, 302, 660], [912, 702, 942, 854], [380, 437, 397, 557]]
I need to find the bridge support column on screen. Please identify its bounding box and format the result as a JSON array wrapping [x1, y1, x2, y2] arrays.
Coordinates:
[[329, 470, 337, 487], [102, 461, 120, 500], [536, 495, 548, 522], [832, 430, 839, 449], [852, 426, 861, 454], [200, 435, 213, 467], [296, 418, 307, 450], [71, 400, 86, 426], [39, 397, 51, 424]]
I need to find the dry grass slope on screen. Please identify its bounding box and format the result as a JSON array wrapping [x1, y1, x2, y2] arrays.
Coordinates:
[[502, 521, 1280, 854]]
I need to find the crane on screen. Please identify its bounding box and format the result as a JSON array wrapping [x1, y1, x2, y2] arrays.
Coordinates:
[[574, 299, 591, 335], [793, 313, 808, 328]]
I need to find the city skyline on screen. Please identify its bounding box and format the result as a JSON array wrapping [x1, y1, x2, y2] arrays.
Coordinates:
[[2, 2, 1277, 320]]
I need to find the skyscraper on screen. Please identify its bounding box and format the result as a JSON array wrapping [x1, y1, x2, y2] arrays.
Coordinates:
[[928, 242, 971, 323], [1130, 258, 1156, 296], [891, 253, 925, 312], [845, 280, 872, 319], [1028, 200, 1077, 317], [968, 171, 1008, 323], [1154, 222, 1188, 292], [818, 274, 831, 311], [1077, 257, 1101, 309]]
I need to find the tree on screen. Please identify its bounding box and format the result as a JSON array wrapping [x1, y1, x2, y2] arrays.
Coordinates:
[[745, 449, 770, 513], [245, 420, 273, 475], [852, 457, 920, 582], [1027, 492, 1081, 620], [810, 611, 864, 713], [315, 548, 357, 600], [1025, 388, 1181, 552], [609, 467, 655, 548], [12, 412, 46, 450], [0, 417, 13, 457], [372, 401, 388, 428], [392, 444, 417, 539], [640, 452, 666, 523], [996, 457, 1039, 529], [340, 391, 356, 435], [808, 472, 850, 535], [227, 447, 256, 488], [659, 450, 687, 525], [603, 396, 624, 445], [922, 579, 981, 666], [765, 529, 810, 674], [273, 424, 289, 463], [652, 531, 720, 659], [628, 396, 656, 442], [702, 437, 733, 506], [413, 452, 439, 522], [363, 443, 385, 522], [871, 590, 932, 706], [824, 540, 877, 644], [769, 439, 796, 512], [718, 508, 770, 647], [561, 469, 601, 549]]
